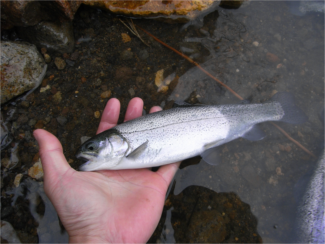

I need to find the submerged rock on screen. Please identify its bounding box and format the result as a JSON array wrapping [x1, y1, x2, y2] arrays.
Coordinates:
[[28, 159, 44, 180], [1, 41, 47, 104], [0, 221, 21, 243], [18, 21, 75, 54]]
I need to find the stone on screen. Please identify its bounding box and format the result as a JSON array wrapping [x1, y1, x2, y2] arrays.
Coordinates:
[[120, 49, 133, 60], [18, 21, 75, 54], [1, 113, 13, 150], [1, 157, 11, 168], [54, 57, 66, 70], [121, 33, 131, 43], [66, 59, 75, 67], [52, 91, 62, 104], [44, 53, 52, 64], [70, 51, 79, 60], [115, 66, 133, 81], [28, 119, 36, 127], [28, 159, 44, 180], [0, 221, 21, 243], [138, 49, 149, 60], [14, 173, 23, 187], [266, 52, 280, 63], [17, 114, 29, 124], [100, 90, 112, 99], [56, 116, 67, 126], [128, 88, 135, 97], [20, 100, 30, 108], [94, 111, 101, 118], [40, 85, 50, 93], [1, 41, 47, 104]]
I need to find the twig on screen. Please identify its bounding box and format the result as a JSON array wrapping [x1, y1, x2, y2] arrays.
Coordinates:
[[119, 18, 150, 47], [136, 25, 316, 158]]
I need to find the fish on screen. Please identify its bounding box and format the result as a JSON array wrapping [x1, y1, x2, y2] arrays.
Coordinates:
[[295, 149, 325, 243], [76, 92, 307, 171], [287, 0, 325, 16]]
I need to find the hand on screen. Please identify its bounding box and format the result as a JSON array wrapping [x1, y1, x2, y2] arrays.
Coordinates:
[[33, 98, 180, 243]]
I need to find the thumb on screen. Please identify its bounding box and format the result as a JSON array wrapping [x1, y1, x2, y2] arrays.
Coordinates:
[[33, 129, 72, 184]]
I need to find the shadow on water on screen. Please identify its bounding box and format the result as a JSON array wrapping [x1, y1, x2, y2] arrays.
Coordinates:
[[1, 1, 324, 243]]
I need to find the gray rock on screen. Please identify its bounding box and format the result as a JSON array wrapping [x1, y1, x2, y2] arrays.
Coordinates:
[[65, 59, 75, 67], [56, 116, 67, 126], [1, 41, 47, 104], [139, 49, 149, 60], [0, 221, 21, 243], [18, 21, 75, 54], [28, 119, 36, 127], [128, 88, 135, 97], [120, 49, 133, 60], [54, 57, 66, 70], [1, 112, 13, 150]]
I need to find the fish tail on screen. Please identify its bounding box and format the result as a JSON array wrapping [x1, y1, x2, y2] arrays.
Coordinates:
[[271, 92, 308, 124]]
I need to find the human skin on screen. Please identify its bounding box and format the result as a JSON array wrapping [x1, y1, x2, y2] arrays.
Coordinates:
[[33, 97, 180, 243]]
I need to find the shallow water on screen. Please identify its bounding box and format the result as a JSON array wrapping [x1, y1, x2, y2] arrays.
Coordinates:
[[1, 1, 324, 243]]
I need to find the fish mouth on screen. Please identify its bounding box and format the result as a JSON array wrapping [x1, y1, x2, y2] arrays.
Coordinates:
[[76, 152, 97, 161]]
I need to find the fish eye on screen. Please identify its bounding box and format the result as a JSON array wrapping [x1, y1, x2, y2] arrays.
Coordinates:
[[84, 141, 98, 151]]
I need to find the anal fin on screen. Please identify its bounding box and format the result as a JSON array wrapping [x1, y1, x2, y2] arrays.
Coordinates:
[[241, 125, 266, 141]]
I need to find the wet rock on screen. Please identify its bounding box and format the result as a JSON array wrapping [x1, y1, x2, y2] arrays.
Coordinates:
[[28, 159, 44, 180], [28, 119, 36, 127], [56, 116, 67, 126], [1, 113, 13, 150], [94, 78, 102, 87], [1, 41, 47, 104], [94, 111, 101, 119], [120, 49, 133, 60], [115, 66, 133, 81], [52, 91, 62, 104], [40, 85, 50, 93], [139, 49, 149, 60], [44, 53, 52, 64], [121, 33, 131, 43], [1, 157, 11, 168], [70, 51, 79, 60], [17, 114, 29, 124], [66, 59, 75, 67], [100, 90, 112, 99], [128, 88, 135, 97], [0, 220, 21, 243], [54, 57, 66, 70], [14, 173, 23, 187], [18, 21, 75, 54]]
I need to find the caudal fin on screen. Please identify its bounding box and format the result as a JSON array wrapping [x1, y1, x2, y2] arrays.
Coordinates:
[[271, 92, 308, 124]]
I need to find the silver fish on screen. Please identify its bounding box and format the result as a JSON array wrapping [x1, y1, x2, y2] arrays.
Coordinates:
[[296, 149, 325, 243], [77, 92, 307, 171]]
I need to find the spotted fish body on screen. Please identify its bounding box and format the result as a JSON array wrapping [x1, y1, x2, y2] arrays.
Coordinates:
[[77, 92, 306, 171], [296, 149, 325, 243]]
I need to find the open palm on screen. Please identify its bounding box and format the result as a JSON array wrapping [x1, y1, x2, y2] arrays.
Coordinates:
[[34, 98, 180, 243]]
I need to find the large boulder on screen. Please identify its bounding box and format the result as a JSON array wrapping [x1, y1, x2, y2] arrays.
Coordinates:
[[2, 0, 221, 30], [1, 41, 47, 104]]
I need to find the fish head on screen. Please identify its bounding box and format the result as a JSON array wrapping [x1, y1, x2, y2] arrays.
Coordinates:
[[77, 130, 129, 171]]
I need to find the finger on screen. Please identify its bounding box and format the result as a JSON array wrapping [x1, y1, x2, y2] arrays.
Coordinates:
[[124, 97, 144, 122], [156, 161, 181, 187], [33, 129, 72, 183], [97, 98, 120, 134], [149, 106, 162, 113]]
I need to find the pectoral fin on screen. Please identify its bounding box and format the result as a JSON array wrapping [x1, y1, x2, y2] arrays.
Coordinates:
[[202, 140, 222, 165], [126, 140, 148, 159]]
